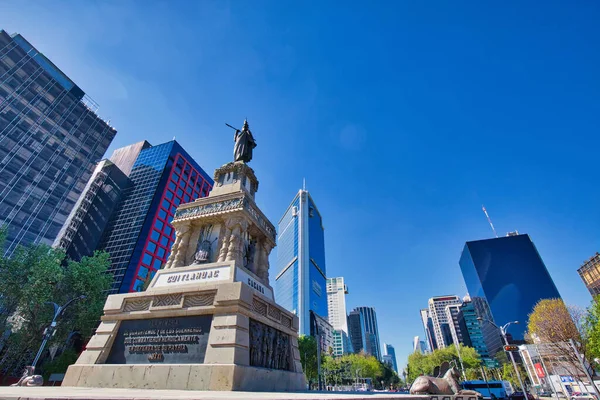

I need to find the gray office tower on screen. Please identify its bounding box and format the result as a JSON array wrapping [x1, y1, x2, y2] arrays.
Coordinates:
[[0, 30, 116, 255], [349, 307, 382, 360]]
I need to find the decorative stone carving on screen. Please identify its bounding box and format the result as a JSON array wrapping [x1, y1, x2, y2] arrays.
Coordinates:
[[152, 294, 183, 307], [249, 319, 290, 371], [193, 224, 216, 264], [173, 198, 244, 222], [123, 298, 152, 312], [183, 293, 216, 308]]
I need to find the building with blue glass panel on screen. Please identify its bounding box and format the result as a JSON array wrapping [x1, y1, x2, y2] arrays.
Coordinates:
[[275, 189, 327, 335], [459, 233, 561, 340], [350, 306, 381, 360], [0, 30, 116, 256], [98, 140, 212, 294], [458, 297, 502, 368]]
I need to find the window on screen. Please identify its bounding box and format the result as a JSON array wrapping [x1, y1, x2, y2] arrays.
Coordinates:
[[153, 259, 162, 269], [157, 247, 165, 258], [147, 242, 156, 253], [164, 226, 172, 236], [159, 209, 167, 219], [162, 199, 170, 209], [160, 236, 169, 246], [142, 253, 152, 266], [177, 188, 183, 197], [155, 220, 164, 230], [133, 279, 145, 292], [184, 195, 190, 202], [168, 181, 176, 191], [138, 266, 149, 279], [166, 190, 173, 200]]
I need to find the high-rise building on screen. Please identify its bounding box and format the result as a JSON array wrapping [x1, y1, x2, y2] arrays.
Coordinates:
[[275, 189, 327, 335], [458, 296, 502, 368], [420, 309, 438, 351], [459, 234, 562, 340], [383, 343, 398, 373], [98, 140, 212, 293], [428, 295, 462, 349], [326, 277, 351, 356], [446, 303, 470, 347], [348, 310, 366, 355], [352, 306, 381, 360], [310, 311, 334, 354], [578, 253, 600, 297], [326, 277, 349, 332], [0, 30, 116, 255], [413, 336, 428, 354]]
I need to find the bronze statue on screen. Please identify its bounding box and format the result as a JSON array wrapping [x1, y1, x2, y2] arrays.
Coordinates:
[[11, 366, 43, 387], [230, 120, 256, 163], [410, 363, 479, 396]]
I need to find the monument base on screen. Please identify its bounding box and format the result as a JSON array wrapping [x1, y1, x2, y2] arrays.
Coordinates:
[[64, 262, 305, 392], [63, 364, 305, 391]]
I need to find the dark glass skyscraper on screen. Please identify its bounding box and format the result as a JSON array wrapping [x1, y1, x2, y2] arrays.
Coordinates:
[[351, 306, 381, 360], [459, 234, 561, 340], [275, 189, 327, 335], [99, 140, 212, 294], [0, 30, 116, 255]]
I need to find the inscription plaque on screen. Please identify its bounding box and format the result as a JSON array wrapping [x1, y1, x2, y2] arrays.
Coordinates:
[[105, 315, 212, 364]]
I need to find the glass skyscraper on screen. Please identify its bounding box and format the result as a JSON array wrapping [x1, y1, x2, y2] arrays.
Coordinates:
[[350, 306, 381, 360], [0, 30, 116, 255], [98, 140, 212, 294], [459, 233, 561, 340], [275, 189, 327, 335], [383, 343, 398, 373]]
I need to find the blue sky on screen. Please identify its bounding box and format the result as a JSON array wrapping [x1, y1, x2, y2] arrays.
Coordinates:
[[2, 1, 599, 369]]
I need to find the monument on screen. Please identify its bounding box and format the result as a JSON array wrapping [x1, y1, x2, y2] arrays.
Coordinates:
[[63, 121, 306, 391]]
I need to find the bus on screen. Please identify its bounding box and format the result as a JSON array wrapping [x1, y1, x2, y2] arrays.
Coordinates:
[[462, 380, 514, 399]]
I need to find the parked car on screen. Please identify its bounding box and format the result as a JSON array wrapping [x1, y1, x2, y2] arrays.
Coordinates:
[[510, 392, 537, 400]]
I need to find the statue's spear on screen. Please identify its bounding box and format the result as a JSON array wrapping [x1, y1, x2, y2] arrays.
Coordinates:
[[225, 123, 239, 131]]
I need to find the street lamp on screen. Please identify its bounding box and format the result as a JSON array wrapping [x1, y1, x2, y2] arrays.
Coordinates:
[[479, 318, 527, 395], [31, 295, 86, 370]]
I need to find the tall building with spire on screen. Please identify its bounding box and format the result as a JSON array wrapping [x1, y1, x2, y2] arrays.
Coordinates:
[[275, 189, 327, 335]]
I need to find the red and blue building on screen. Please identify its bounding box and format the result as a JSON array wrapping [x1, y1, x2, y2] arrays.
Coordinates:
[[99, 140, 212, 293]]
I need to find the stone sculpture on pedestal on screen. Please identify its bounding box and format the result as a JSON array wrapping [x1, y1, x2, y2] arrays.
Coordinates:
[[63, 121, 305, 392]]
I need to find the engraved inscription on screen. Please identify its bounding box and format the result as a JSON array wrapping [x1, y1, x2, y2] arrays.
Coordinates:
[[105, 316, 212, 364]]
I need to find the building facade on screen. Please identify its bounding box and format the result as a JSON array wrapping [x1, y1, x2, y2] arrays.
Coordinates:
[[420, 309, 438, 351], [348, 310, 366, 355], [53, 159, 130, 261], [0, 30, 116, 255], [446, 303, 470, 348], [458, 297, 502, 368], [413, 336, 428, 354], [332, 329, 353, 357], [459, 234, 561, 340], [275, 189, 328, 335], [383, 343, 398, 373], [578, 253, 600, 297], [428, 295, 462, 349], [98, 140, 212, 293], [351, 306, 381, 360], [326, 277, 349, 332]]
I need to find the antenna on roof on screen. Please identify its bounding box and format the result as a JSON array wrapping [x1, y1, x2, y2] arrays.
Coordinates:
[[303, 178, 306, 191], [482, 205, 498, 238]]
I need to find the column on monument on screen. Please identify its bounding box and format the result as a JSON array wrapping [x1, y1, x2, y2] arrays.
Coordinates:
[[225, 218, 247, 267], [165, 224, 184, 269], [172, 222, 191, 268], [255, 238, 268, 281], [261, 241, 273, 283], [217, 222, 232, 262]]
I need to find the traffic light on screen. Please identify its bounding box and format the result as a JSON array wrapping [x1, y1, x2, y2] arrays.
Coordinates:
[[504, 345, 519, 352]]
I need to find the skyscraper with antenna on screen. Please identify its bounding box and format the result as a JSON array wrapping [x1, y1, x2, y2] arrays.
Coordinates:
[[274, 188, 327, 335]]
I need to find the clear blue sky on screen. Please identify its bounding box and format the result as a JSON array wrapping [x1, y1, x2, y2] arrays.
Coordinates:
[[2, 1, 599, 370]]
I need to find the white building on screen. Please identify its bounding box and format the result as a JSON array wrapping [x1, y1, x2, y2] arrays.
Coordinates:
[[428, 295, 462, 349], [326, 277, 349, 332], [413, 336, 428, 354]]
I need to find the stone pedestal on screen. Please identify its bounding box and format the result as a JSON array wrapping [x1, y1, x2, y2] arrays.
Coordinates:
[[64, 161, 306, 391]]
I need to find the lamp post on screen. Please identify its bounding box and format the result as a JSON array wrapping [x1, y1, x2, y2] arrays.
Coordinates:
[[479, 318, 527, 395], [31, 295, 86, 370]]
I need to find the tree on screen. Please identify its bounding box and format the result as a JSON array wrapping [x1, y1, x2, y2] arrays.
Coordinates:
[[298, 335, 318, 386], [406, 344, 481, 383], [527, 298, 590, 386], [584, 296, 600, 362], [0, 234, 112, 377]]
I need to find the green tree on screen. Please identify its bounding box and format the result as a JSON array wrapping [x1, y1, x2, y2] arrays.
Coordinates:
[[406, 344, 481, 383], [584, 295, 600, 362], [0, 234, 112, 377], [298, 335, 318, 385]]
